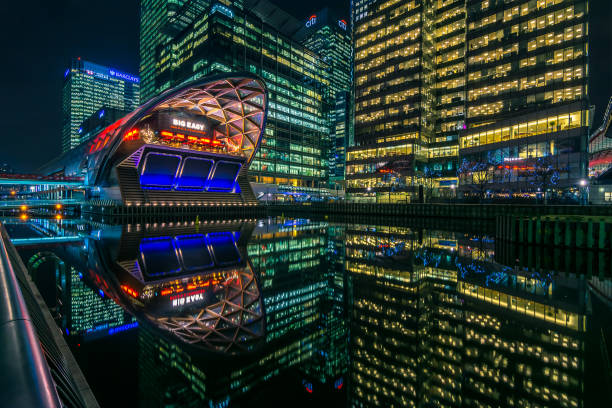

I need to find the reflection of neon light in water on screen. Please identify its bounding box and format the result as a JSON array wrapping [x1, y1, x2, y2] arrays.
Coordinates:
[[302, 379, 313, 393], [108, 322, 139, 335]]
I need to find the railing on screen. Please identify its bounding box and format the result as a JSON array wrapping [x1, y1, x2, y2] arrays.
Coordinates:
[[0, 223, 98, 407], [0, 224, 61, 407], [0, 199, 83, 208]]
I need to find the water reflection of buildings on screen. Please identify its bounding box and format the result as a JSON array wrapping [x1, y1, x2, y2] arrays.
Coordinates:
[[13, 219, 136, 342], [15, 218, 594, 406], [345, 224, 587, 408], [136, 219, 348, 407]]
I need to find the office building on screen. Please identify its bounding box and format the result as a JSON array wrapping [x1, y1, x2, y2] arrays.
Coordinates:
[[139, 0, 211, 103], [588, 96, 612, 203], [295, 9, 353, 186], [77, 107, 131, 145], [344, 224, 586, 407], [140, 0, 333, 197], [62, 58, 140, 152], [458, 0, 590, 200], [348, 0, 435, 202], [348, 0, 590, 202]]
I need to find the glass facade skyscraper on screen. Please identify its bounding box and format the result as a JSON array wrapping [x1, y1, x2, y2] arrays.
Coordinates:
[[296, 9, 353, 185], [459, 0, 590, 199], [140, 1, 334, 194], [348, 0, 436, 202], [348, 0, 590, 203], [61, 58, 140, 152], [139, 0, 212, 103]]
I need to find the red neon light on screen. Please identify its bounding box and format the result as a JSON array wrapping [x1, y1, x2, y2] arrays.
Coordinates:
[[174, 133, 185, 141], [161, 131, 174, 138], [161, 276, 224, 298], [120, 284, 139, 298], [340, 19, 347, 24], [124, 128, 140, 141]]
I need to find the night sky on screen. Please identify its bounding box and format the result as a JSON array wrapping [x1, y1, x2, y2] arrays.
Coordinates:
[[0, 0, 609, 172]]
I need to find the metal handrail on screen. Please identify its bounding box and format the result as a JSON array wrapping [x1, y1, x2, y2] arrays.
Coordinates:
[[0, 225, 61, 407]]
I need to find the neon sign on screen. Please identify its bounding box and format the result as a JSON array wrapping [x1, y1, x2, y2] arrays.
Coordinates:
[[338, 19, 347, 30], [306, 15, 317, 27], [109, 69, 140, 83], [172, 118, 206, 132], [171, 291, 205, 308]]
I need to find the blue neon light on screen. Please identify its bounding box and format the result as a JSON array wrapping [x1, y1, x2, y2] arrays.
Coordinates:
[[138, 233, 240, 276], [109, 69, 140, 83], [64, 69, 69, 78], [139, 237, 181, 277], [99, 109, 105, 118], [175, 157, 213, 191], [140, 153, 181, 188], [207, 232, 240, 265], [211, 3, 234, 18], [108, 322, 139, 335], [175, 235, 214, 271], [207, 161, 241, 192]]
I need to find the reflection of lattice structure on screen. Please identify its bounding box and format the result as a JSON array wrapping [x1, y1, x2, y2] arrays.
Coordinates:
[[149, 268, 264, 354], [155, 77, 266, 163]]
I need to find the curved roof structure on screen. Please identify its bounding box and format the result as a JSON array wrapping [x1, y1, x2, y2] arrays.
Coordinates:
[[83, 73, 267, 186], [151, 77, 267, 164], [85, 222, 265, 354], [148, 268, 264, 354], [56, 73, 269, 205]]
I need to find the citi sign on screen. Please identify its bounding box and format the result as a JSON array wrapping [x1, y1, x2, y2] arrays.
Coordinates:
[[306, 15, 317, 27]]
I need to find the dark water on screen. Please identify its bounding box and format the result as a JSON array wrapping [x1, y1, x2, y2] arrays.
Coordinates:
[[5, 217, 612, 408]]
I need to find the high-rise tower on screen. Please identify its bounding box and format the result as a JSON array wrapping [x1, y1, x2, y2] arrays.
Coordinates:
[[296, 9, 353, 186], [140, 0, 333, 195], [61, 58, 139, 152]]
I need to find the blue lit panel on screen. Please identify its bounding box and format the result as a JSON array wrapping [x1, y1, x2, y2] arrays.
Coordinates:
[[207, 161, 241, 192], [207, 232, 241, 265], [175, 157, 213, 191], [175, 235, 214, 271], [139, 237, 181, 278], [140, 153, 181, 188]]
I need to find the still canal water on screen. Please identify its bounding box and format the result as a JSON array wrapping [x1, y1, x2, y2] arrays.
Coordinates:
[[5, 217, 612, 407]]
